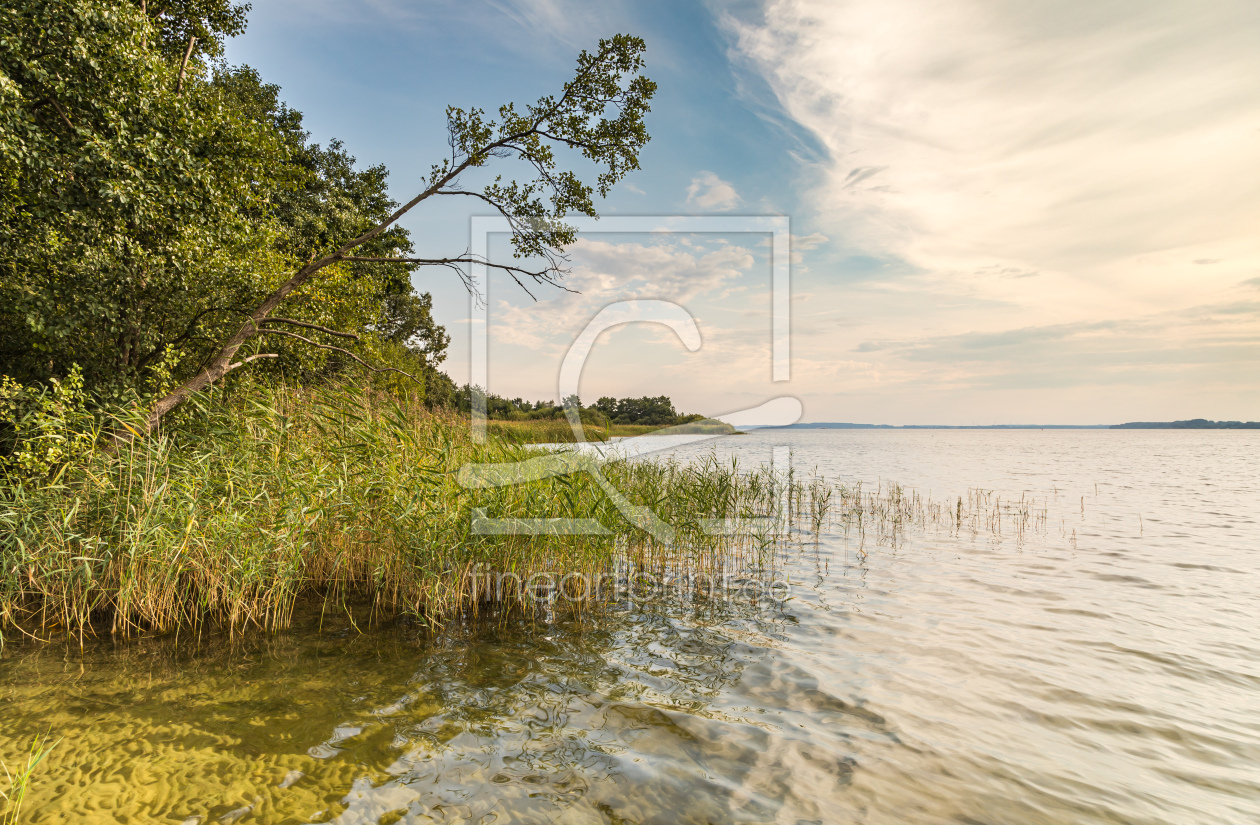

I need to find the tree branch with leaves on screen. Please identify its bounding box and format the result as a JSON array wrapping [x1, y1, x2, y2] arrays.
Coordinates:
[[135, 34, 655, 437]]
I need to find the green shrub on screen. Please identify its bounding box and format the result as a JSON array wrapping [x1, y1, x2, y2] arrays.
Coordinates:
[[0, 367, 97, 480]]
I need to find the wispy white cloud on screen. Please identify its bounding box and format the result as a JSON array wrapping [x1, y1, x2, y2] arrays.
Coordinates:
[[488, 235, 759, 360], [686, 171, 742, 211], [791, 232, 827, 251], [710, 0, 1260, 418], [790, 231, 828, 263], [723, 1, 1260, 312]]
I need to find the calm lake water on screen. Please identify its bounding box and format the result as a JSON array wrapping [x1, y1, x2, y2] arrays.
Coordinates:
[[2, 430, 1258, 824]]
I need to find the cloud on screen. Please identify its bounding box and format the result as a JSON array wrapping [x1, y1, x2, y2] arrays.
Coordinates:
[[852, 297, 1260, 386], [791, 232, 828, 251], [789, 231, 829, 264], [686, 171, 742, 211], [723, 0, 1260, 322], [487, 236, 760, 353]]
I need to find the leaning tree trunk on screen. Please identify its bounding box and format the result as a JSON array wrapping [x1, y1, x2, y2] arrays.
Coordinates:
[[126, 164, 471, 442]]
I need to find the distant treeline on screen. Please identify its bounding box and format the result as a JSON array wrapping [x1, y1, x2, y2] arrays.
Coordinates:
[[1111, 419, 1260, 429], [452, 388, 710, 426]]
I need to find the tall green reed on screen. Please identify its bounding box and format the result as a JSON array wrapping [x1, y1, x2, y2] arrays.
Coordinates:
[[0, 386, 791, 642], [0, 384, 1049, 645]]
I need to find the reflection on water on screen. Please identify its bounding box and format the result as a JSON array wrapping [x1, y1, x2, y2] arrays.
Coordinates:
[[2, 602, 864, 824], [3, 430, 1260, 824]]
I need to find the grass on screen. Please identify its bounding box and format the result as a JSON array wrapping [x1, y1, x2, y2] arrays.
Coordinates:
[[486, 418, 739, 444], [0, 734, 58, 825], [0, 384, 786, 644], [0, 383, 1047, 646]]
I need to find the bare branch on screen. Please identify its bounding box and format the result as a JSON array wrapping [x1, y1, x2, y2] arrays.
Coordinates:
[[224, 353, 279, 373], [260, 318, 360, 340], [176, 36, 197, 96], [341, 255, 575, 293], [259, 329, 422, 384], [46, 96, 74, 130]]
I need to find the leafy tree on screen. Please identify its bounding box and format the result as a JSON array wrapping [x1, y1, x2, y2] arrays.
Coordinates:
[[608, 395, 677, 425], [0, 3, 450, 408], [140, 32, 656, 435], [456, 391, 702, 428], [208, 66, 446, 384], [0, 0, 290, 402], [139, 0, 250, 61], [0, 2, 655, 439]]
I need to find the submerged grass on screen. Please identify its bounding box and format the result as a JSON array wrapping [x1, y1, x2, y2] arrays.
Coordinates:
[[0, 384, 1048, 646], [0, 733, 58, 825]]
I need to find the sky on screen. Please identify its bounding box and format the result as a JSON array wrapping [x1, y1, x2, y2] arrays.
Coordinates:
[[225, 0, 1260, 424]]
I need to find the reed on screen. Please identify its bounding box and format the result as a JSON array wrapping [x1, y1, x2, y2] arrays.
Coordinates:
[[0, 385, 784, 644], [0, 385, 1047, 646]]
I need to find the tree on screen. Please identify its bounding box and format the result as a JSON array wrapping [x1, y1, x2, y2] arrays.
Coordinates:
[[0, 0, 290, 401], [138, 0, 250, 62], [138, 32, 656, 435], [0, 3, 451, 406], [0, 3, 654, 435], [211, 66, 446, 385], [608, 395, 676, 425]]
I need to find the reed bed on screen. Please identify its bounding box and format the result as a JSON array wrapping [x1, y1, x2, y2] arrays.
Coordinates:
[[0, 386, 783, 645], [816, 480, 1051, 551], [0, 386, 1047, 646]]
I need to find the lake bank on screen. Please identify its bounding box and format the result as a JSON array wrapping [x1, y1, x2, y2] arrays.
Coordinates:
[[3, 429, 1257, 823], [0, 386, 799, 646]]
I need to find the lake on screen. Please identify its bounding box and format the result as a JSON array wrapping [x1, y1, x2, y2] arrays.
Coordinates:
[[2, 429, 1258, 823]]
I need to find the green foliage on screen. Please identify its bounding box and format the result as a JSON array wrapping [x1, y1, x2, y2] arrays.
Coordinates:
[[1, 2, 653, 440], [0, 0, 291, 397], [485, 418, 735, 445], [0, 2, 448, 401], [594, 395, 679, 425], [142, 0, 250, 61], [437, 34, 656, 276], [0, 366, 96, 479], [454, 389, 702, 428]]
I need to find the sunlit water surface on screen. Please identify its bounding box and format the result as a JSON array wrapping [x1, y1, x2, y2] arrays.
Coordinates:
[[2, 430, 1258, 824]]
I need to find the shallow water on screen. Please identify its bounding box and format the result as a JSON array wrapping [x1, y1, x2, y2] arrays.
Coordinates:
[[3, 430, 1259, 824]]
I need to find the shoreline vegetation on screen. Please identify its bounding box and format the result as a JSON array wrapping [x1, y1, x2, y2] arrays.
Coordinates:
[[454, 387, 741, 442], [0, 382, 1046, 650], [486, 418, 739, 444], [1110, 419, 1260, 429], [1, 2, 1041, 659], [0, 383, 777, 648]]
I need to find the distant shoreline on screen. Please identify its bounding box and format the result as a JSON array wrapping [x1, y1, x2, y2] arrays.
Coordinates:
[[1109, 419, 1260, 429], [756, 419, 1259, 431]]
